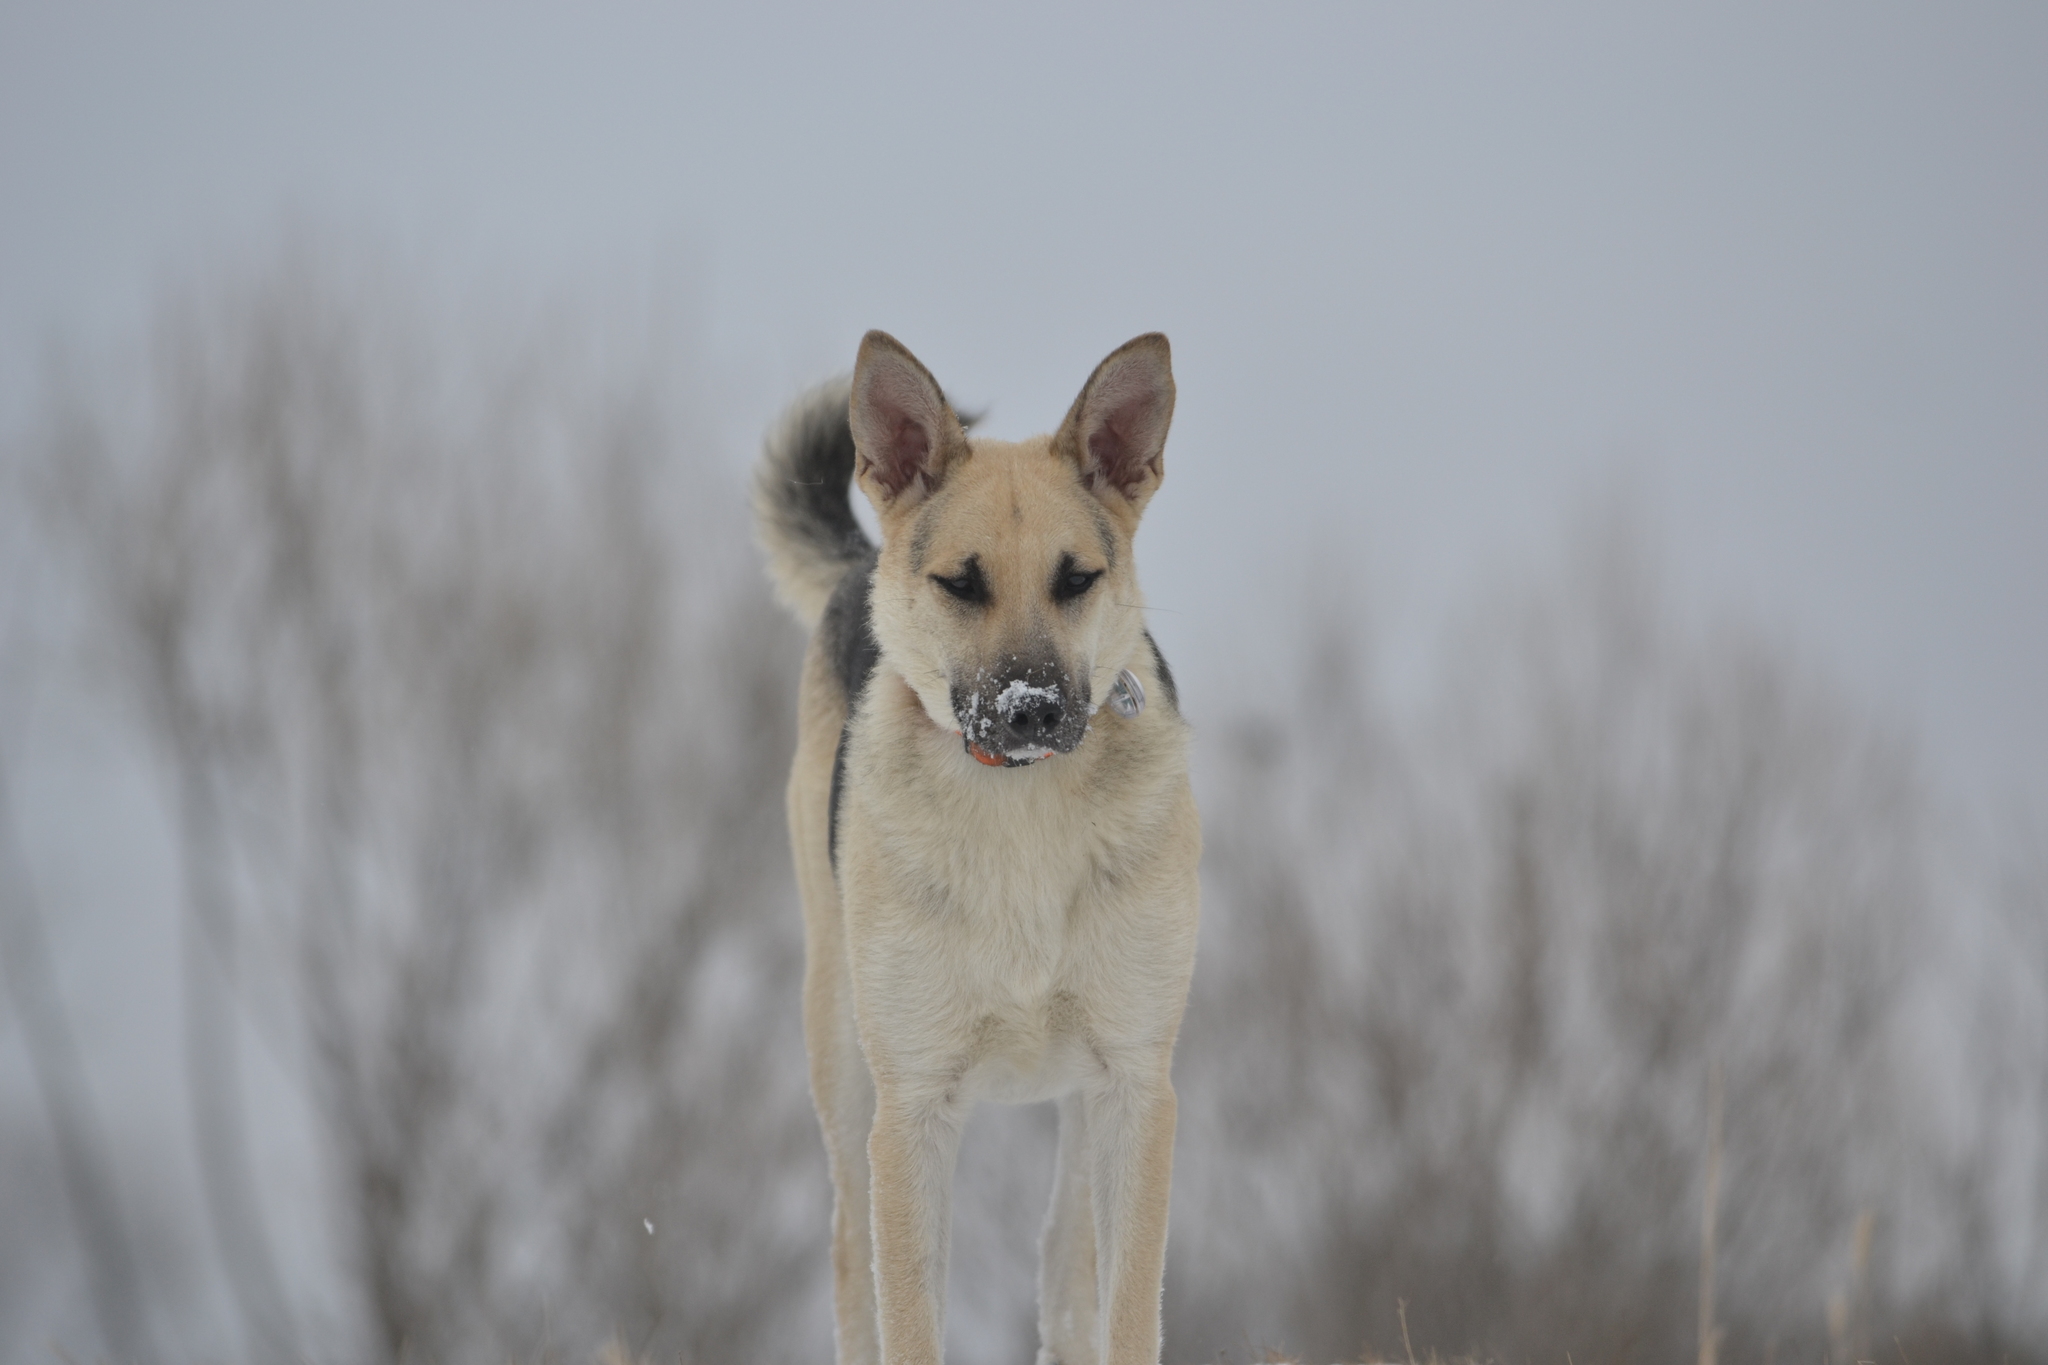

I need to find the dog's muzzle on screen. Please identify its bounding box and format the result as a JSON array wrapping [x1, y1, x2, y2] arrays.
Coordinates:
[[953, 665, 1089, 767]]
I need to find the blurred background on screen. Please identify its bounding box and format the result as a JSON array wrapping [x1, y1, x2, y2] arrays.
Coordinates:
[[2, 4, 2044, 1362]]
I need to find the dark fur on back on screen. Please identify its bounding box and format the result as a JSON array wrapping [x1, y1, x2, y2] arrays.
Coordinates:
[[822, 552, 881, 866]]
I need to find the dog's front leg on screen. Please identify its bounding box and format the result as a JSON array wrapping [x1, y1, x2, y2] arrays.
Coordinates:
[[1038, 1093, 1099, 1365], [867, 1082, 967, 1365], [1084, 1073, 1178, 1365]]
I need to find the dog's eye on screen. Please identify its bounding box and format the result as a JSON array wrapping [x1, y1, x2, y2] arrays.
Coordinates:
[[1052, 565, 1103, 603], [932, 562, 988, 605]]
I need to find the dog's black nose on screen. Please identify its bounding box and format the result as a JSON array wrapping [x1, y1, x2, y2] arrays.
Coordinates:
[[1008, 697, 1064, 741], [998, 681, 1065, 745]]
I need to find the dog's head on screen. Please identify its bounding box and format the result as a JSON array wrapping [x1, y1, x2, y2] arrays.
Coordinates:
[[850, 331, 1175, 768]]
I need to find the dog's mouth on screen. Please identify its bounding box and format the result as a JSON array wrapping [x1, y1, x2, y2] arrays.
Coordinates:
[[952, 669, 1087, 768], [963, 739, 1054, 767]]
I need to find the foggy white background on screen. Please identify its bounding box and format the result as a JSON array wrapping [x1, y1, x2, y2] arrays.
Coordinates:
[[2, 3, 2044, 1362], [5, 2, 2044, 803]]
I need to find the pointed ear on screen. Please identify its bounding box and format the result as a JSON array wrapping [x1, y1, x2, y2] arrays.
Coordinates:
[[1054, 333, 1176, 508], [849, 330, 966, 508]]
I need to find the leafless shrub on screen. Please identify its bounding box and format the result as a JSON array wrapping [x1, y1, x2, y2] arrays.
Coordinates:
[[1170, 521, 2047, 1364], [30, 252, 823, 1363]]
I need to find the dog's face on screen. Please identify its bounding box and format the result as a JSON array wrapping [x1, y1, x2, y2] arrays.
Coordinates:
[[849, 332, 1175, 767]]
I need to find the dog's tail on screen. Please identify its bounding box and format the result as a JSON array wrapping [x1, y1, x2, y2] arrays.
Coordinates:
[[753, 376, 872, 629]]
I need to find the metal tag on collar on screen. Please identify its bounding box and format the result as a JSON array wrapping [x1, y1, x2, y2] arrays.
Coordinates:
[[1108, 668, 1145, 719]]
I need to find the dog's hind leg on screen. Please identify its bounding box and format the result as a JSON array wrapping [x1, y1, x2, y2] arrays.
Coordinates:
[[809, 974, 879, 1365], [1037, 1094, 1100, 1365], [867, 1081, 968, 1365], [790, 635, 879, 1364], [797, 841, 878, 1365]]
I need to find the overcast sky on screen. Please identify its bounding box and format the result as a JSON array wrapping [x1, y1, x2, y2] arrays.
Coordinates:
[[4, 1, 2044, 813]]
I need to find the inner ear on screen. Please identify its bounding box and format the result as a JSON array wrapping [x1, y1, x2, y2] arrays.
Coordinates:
[[850, 331, 964, 505], [1057, 333, 1176, 501]]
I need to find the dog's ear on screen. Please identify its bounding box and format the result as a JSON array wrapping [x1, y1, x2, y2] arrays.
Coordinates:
[[850, 330, 965, 510], [1055, 333, 1175, 510]]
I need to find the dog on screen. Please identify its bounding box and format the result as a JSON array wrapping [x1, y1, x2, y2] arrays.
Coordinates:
[[753, 331, 1200, 1365]]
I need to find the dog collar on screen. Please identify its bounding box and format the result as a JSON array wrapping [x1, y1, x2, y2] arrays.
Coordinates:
[[1107, 668, 1145, 719]]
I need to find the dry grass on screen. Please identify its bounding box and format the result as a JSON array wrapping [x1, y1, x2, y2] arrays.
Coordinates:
[[591, 1333, 1493, 1365], [1238, 1349, 1493, 1365]]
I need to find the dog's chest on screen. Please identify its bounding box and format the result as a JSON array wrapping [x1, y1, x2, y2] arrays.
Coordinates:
[[850, 752, 1144, 1016], [907, 783, 1106, 992]]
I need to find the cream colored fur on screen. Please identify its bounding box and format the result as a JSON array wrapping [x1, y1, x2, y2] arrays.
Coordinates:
[[766, 333, 1200, 1365]]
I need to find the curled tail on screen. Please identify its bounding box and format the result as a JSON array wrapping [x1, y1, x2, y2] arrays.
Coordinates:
[[753, 376, 873, 629]]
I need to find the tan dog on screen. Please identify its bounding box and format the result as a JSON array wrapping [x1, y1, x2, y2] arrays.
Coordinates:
[[754, 332, 1200, 1365]]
